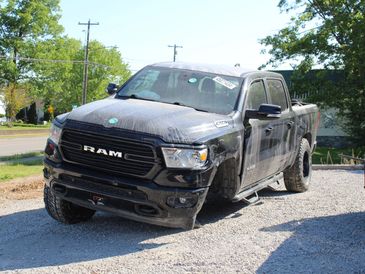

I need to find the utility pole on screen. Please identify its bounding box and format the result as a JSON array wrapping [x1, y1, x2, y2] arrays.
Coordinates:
[[168, 44, 183, 62], [79, 19, 99, 105]]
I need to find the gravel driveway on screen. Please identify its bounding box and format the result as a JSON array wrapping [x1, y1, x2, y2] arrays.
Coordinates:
[[0, 170, 364, 273]]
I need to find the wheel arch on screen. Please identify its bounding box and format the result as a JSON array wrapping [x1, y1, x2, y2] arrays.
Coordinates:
[[207, 157, 241, 201], [302, 132, 312, 148]]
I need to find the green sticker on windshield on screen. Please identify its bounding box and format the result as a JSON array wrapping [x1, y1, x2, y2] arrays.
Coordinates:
[[108, 117, 118, 124], [188, 78, 197, 84]]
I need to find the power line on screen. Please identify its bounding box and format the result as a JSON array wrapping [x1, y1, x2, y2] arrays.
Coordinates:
[[0, 53, 144, 70], [90, 45, 118, 52], [168, 44, 183, 62], [0, 54, 156, 73], [0, 55, 109, 68], [124, 57, 154, 62], [0, 52, 143, 74], [79, 19, 99, 105]]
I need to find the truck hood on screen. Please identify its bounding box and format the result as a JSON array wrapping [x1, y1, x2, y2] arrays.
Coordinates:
[[65, 98, 235, 144]]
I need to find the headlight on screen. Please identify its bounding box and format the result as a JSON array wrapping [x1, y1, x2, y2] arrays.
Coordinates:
[[161, 147, 208, 169], [49, 123, 62, 144]]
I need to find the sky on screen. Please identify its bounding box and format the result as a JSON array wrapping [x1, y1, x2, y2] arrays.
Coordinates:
[[59, 0, 293, 73]]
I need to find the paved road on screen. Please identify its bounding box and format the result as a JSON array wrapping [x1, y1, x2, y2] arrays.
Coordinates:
[[0, 170, 364, 273], [0, 135, 48, 156]]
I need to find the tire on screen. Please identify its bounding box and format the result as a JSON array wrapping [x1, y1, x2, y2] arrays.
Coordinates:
[[44, 185, 95, 224], [284, 138, 312, 192]]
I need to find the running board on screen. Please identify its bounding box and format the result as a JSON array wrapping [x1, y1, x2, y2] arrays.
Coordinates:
[[233, 173, 283, 203], [267, 180, 281, 191]]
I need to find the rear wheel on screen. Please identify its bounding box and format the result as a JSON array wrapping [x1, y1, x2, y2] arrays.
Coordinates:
[[284, 138, 312, 192], [44, 185, 95, 224]]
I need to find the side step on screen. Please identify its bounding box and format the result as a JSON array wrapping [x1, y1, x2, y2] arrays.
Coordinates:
[[241, 191, 260, 205], [233, 173, 283, 203]]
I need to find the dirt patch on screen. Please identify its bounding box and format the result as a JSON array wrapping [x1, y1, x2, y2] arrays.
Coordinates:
[[0, 175, 43, 201]]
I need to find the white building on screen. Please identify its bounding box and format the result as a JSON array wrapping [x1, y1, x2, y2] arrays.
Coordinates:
[[0, 94, 4, 115]]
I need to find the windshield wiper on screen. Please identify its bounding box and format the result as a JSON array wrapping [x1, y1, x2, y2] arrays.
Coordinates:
[[118, 94, 156, 102], [171, 102, 208, 112]]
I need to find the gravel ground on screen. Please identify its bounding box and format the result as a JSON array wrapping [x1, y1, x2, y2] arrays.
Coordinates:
[[0, 170, 364, 273]]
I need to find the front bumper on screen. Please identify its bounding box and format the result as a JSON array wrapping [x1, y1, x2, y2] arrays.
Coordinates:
[[44, 159, 208, 229]]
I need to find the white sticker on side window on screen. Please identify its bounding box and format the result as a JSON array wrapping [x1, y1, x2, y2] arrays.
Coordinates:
[[213, 76, 237, 90]]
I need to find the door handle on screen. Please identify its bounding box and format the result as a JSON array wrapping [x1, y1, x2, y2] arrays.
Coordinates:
[[287, 121, 294, 129], [265, 126, 273, 134]]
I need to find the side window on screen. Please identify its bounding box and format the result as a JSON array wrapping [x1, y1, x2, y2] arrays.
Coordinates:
[[267, 79, 288, 111], [246, 80, 267, 110]]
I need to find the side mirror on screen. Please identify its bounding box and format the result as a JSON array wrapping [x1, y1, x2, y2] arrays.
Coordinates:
[[245, 104, 281, 120], [106, 83, 119, 95]]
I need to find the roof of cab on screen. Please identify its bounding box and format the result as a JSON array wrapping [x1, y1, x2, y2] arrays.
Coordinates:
[[149, 62, 281, 78]]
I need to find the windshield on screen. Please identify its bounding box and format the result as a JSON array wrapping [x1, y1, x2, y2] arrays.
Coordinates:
[[116, 66, 243, 115]]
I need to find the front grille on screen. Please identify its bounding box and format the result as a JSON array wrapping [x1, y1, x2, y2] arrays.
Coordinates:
[[59, 129, 156, 177]]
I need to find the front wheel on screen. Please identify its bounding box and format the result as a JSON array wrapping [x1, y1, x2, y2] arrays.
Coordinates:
[[284, 138, 312, 192], [44, 185, 95, 224]]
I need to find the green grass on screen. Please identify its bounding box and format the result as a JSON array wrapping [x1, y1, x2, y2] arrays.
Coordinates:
[[0, 126, 49, 130], [313, 147, 365, 164], [0, 126, 45, 130], [0, 122, 50, 130], [0, 153, 43, 182], [0, 160, 43, 182], [0, 152, 43, 162]]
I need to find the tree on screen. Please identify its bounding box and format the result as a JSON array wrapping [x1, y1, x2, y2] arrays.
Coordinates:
[[0, 0, 63, 120], [30, 38, 131, 114], [0, 0, 131, 120], [0, 0, 131, 118], [2, 83, 30, 124], [29, 36, 84, 113], [0, 0, 63, 83], [260, 0, 365, 145], [85, 41, 131, 104]]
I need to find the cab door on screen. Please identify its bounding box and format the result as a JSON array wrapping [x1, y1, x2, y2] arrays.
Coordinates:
[[241, 79, 276, 187]]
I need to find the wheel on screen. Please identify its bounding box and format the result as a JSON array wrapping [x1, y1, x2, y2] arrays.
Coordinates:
[[44, 185, 95, 224], [284, 138, 312, 192]]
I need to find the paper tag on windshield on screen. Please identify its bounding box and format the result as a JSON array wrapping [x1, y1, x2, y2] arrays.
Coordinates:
[[213, 76, 237, 90], [214, 120, 229, 128]]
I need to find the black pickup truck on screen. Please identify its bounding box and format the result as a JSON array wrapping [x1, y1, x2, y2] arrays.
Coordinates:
[[43, 62, 319, 229]]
